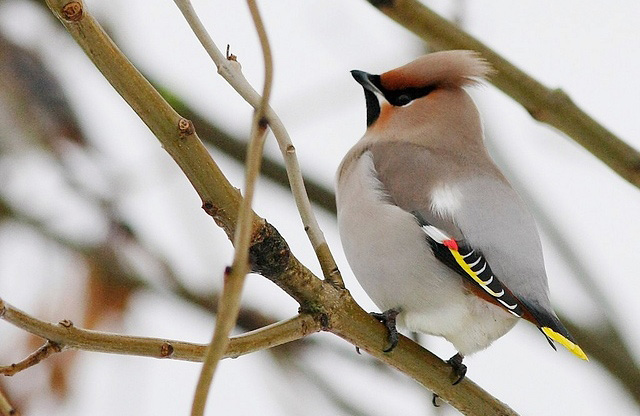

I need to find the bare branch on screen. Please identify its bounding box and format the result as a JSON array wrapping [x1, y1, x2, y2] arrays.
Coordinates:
[[0, 298, 320, 367], [191, 267, 249, 416], [562, 319, 640, 406], [0, 386, 19, 416], [0, 341, 62, 376], [190, 1, 274, 413], [365, 0, 640, 188], [157, 92, 337, 213], [2, 289, 515, 415], [172, 0, 344, 287]]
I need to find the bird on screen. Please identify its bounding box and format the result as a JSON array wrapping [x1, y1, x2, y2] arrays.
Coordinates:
[[335, 50, 588, 384]]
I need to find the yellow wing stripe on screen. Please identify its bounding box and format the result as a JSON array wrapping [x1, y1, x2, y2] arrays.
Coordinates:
[[542, 327, 589, 361], [449, 249, 502, 297]]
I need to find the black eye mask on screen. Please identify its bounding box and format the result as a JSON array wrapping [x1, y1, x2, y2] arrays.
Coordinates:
[[352, 71, 435, 126], [382, 85, 436, 107]]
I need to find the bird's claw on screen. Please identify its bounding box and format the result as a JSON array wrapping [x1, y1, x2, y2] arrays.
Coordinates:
[[447, 352, 467, 385], [370, 309, 400, 352]]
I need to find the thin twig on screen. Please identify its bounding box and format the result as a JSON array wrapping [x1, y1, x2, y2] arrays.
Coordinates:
[[190, 2, 274, 414], [172, 0, 344, 287], [0, 298, 319, 369], [0, 386, 18, 416], [190, 265, 250, 415], [0, 341, 62, 376], [365, 0, 640, 188], [161, 93, 337, 212]]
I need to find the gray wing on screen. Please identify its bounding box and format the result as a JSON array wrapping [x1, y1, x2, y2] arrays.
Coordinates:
[[368, 141, 555, 317]]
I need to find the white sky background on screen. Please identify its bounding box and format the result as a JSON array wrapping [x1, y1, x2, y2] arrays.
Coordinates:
[[0, 0, 639, 415]]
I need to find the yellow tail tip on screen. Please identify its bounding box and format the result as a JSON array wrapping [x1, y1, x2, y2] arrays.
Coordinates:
[[542, 327, 589, 361]]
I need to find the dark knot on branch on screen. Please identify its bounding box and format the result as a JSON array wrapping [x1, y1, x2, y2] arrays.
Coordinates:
[[249, 222, 290, 277]]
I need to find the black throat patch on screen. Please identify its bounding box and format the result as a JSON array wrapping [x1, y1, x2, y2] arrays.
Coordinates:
[[364, 88, 380, 127]]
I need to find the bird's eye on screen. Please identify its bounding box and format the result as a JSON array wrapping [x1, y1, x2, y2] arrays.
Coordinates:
[[395, 94, 412, 106]]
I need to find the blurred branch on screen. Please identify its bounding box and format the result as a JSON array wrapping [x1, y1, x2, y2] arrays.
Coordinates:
[[0, 299, 320, 367], [0, 386, 19, 416], [0, 190, 277, 333], [273, 352, 373, 416], [365, 0, 640, 189], [190, 1, 274, 413], [0, 32, 85, 148], [159, 259, 275, 330], [160, 89, 337, 213], [563, 319, 640, 405], [172, 0, 343, 288], [0, 197, 310, 362]]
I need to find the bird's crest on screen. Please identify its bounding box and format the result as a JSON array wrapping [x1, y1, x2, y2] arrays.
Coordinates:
[[379, 50, 493, 92]]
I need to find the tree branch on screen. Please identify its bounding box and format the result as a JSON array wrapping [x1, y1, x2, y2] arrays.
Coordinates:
[[0, 387, 18, 416], [562, 319, 640, 406], [190, 0, 274, 412], [0, 341, 62, 376], [0, 298, 320, 367], [172, 0, 344, 288], [328, 297, 518, 415], [365, 0, 640, 188], [159, 91, 337, 213]]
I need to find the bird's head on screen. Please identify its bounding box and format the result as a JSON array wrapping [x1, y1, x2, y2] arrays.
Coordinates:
[[351, 50, 493, 129]]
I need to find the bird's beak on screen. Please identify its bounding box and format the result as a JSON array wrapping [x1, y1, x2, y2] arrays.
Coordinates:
[[351, 70, 382, 95]]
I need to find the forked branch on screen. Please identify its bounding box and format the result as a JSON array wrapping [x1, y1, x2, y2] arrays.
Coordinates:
[[172, 0, 344, 287], [0, 299, 320, 368], [0, 341, 61, 377]]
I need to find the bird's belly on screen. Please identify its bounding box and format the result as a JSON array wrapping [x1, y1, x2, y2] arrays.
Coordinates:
[[338, 196, 462, 322]]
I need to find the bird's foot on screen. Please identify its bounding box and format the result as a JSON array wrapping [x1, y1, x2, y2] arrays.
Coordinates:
[[370, 308, 400, 352], [447, 352, 467, 385], [429, 353, 467, 406]]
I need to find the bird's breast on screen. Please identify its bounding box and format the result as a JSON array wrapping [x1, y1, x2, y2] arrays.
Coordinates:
[[336, 151, 463, 312]]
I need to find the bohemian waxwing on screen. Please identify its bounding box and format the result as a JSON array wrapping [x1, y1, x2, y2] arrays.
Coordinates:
[[336, 50, 587, 383]]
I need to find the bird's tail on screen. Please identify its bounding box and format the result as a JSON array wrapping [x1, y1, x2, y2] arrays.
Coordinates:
[[520, 299, 588, 361]]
